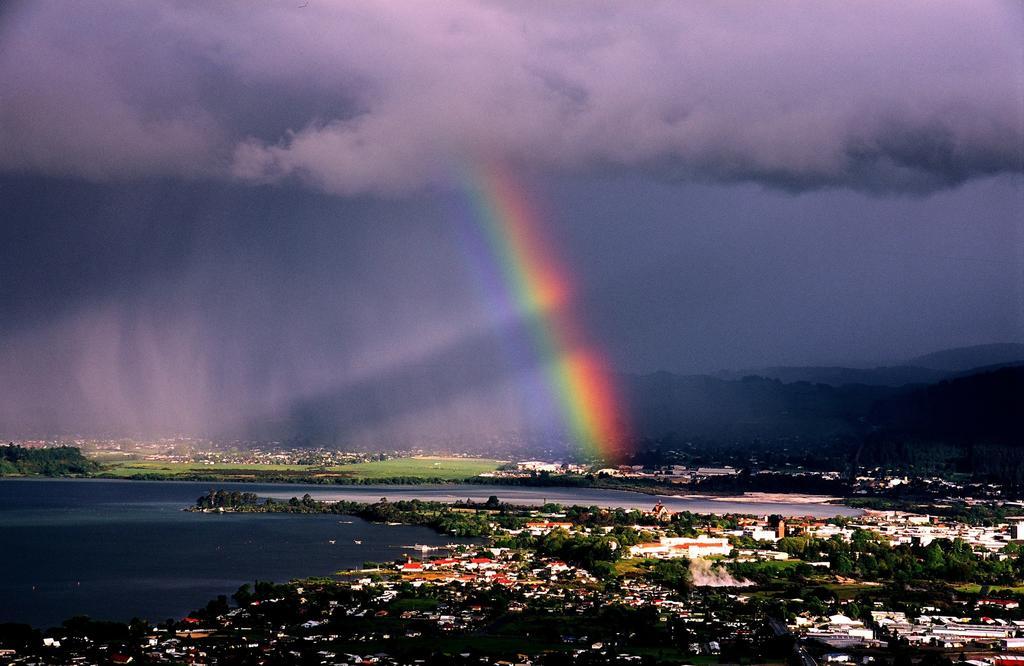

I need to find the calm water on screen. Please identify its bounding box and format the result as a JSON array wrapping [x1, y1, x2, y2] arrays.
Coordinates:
[[0, 479, 480, 628], [256, 483, 863, 518], [0, 479, 858, 628]]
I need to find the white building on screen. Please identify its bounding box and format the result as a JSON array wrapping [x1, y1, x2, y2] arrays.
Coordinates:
[[1010, 521, 1024, 541], [517, 461, 560, 473], [695, 467, 738, 476], [629, 536, 731, 559]]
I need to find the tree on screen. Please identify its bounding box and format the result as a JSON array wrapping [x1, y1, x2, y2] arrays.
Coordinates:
[[233, 584, 253, 606]]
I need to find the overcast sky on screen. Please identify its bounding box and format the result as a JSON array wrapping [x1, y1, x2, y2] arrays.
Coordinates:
[[1, 1, 1021, 438]]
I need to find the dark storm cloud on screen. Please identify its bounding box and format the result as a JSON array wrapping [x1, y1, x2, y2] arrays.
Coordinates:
[[0, 2, 1021, 442], [1, 172, 1019, 440], [1, 1, 1021, 194]]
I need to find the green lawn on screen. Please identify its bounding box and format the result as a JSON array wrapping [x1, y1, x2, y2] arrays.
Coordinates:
[[820, 581, 883, 600], [102, 461, 314, 477], [389, 597, 440, 612], [84, 451, 141, 463], [954, 583, 1024, 594], [325, 456, 505, 480], [614, 558, 657, 577], [100, 456, 505, 481]]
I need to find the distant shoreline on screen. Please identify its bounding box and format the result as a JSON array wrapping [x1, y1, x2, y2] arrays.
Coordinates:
[[1, 471, 849, 502], [0, 476, 864, 518], [673, 492, 844, 505]]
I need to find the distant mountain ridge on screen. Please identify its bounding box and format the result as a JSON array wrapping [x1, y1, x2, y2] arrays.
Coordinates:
[[623, 363, 1023, 481], [868, 365, 1023, 445], [245, 343, 1024, 450], [859, 366, 1024, 482], [622, 371, 891, 440], [712, 365, 947, 387], [713, 342, 1024, 387], [903, 342, 1024, 372]]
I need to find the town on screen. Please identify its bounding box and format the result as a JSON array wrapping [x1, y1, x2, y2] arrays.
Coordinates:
[[3, 0, 1020, 663], [5, 440, 1021, 505], [5, 491, 1024, 666]]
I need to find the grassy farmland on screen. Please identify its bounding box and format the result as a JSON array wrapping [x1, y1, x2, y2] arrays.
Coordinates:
[[101, 462, 312, 478], [326, 456, 505, 480], [99, 456, 505, 483]]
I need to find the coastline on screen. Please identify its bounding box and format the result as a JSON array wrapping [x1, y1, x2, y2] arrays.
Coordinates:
[[2, 471, 851, 499], [1, 476, 864, 517], [674, 491, 845, 505]]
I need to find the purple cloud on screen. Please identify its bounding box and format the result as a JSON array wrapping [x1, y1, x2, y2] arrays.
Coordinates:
[[1, 1, 1021, 193]]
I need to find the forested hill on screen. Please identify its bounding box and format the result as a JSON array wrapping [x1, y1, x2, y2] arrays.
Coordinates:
[[622, 365, 1023, 482], [622, 363, 1022, 445], [712, 342, 1024, 387], [868, 366, 1023, 445], [855, 367, 1024, 483], [0, 445, 99, 476], [622, 372, 893, 440], [904, 343, 1024, 372], [240, 355, 1020, 469]]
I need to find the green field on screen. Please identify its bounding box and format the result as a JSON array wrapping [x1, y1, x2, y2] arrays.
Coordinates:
[[821, 581, 883, 600], [100, 456, 504, 481], [954, 583, 1024, 594], [102, 461, 313, 477], [326, 456, 505, 480], [614, 558, 656, 577]]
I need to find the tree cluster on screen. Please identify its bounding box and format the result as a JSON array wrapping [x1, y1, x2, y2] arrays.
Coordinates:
[[0, 445, 99, 476]]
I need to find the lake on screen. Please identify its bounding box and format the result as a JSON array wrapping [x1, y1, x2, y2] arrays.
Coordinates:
[[0, 478, 859, 628], [256, 483, 863, 517], [0, 479, 481, 628]]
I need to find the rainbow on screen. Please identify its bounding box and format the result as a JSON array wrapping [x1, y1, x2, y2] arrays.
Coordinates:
[[457, 164, 630, 461]]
